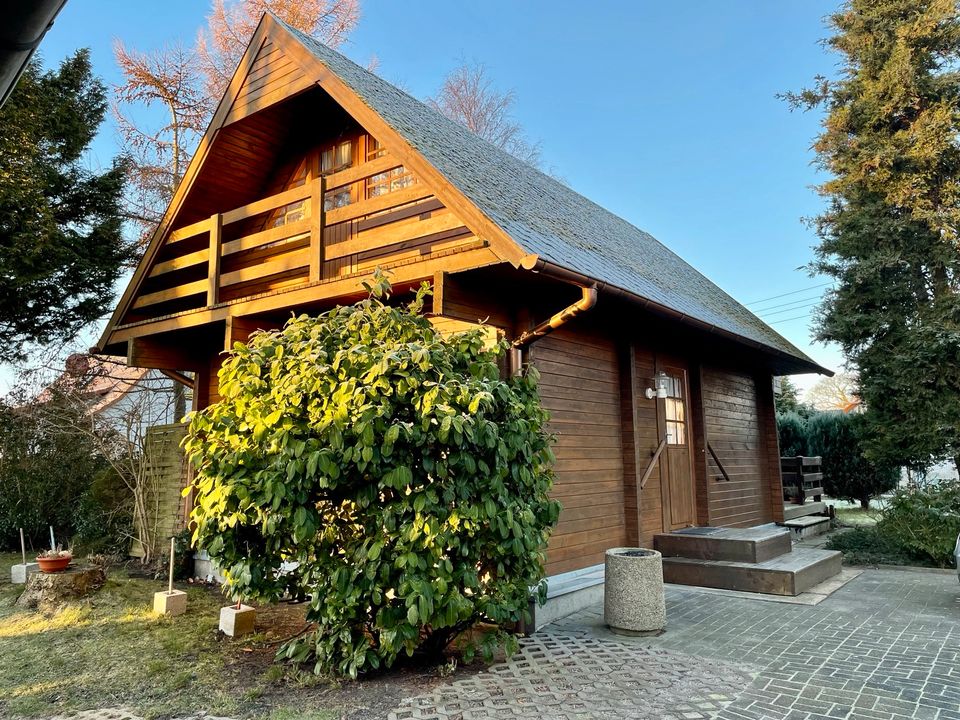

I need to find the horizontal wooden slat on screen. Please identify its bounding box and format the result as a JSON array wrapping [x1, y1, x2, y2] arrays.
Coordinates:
[[220, 248, 311, 287], [222, 218, 312, 256], [325, 185, 434, 225], [222, 185, 313, 225], [133, 279, 208, 309], [150, 248, 209, 277], [325, 154, 401, 190], [168, 218, 211, 243], [327, 212, 465, 260]]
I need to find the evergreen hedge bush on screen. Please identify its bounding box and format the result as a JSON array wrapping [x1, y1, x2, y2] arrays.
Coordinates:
[[185, 275, 561, 677]]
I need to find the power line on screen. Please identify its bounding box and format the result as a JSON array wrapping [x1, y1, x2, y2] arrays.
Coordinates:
[[754, 294, 825, 314], [746, 281, 833, 307], [769, 312, 814, 325], [758, 301, 821, 318]]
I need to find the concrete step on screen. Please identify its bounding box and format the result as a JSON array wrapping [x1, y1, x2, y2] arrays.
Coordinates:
[[783, 501, 827, 521], [653, 524, 791, 564], [662, 548, 843, 596], [782, 515, 831, 540]]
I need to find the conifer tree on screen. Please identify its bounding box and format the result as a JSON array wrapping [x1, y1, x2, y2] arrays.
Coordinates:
[[0, 51, 129, 361], [788, 0, 960, 473]]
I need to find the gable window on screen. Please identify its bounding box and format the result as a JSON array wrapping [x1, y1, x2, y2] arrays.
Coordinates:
[[365, 136, 416, 198], [268, 160, 308, 229], [322, 139, 354, 211]]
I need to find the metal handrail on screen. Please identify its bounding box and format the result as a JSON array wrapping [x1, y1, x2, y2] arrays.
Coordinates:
[[707, 443, 732, 482], [639, 437, 667, 491]]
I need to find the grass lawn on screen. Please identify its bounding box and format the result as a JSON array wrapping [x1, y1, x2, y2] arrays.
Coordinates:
[[0, 553, 448, 719], [832, 505, 881, 527]]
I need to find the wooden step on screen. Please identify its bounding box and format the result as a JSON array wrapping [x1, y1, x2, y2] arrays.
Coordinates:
[[662, 547, 843, 596], [653, 524, 791, 564], [782, 515, 831, 540], [783, 502, 827, 521]]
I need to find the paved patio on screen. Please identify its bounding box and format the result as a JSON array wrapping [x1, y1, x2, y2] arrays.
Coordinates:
[[389, 567, 960, 720]]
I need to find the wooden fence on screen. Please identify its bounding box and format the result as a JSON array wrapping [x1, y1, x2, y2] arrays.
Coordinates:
[[131, 423, 189, 558]]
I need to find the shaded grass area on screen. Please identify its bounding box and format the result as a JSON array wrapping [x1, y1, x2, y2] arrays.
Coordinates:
[[824, 528, 939, 568], [0, 552, 339, 720], [833, 505, 881, 528]]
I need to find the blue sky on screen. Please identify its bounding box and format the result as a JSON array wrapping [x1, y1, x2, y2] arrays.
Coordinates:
[[33, 0, 842, 390]]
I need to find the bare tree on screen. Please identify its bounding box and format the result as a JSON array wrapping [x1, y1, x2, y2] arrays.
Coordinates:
[[113, 42, 207, 248], [40, 356, 181, 565], [805, 372, 860, 413], [197, 0, 360, 104], [114, 0, 360, 251], [430, 61, 541, 167]]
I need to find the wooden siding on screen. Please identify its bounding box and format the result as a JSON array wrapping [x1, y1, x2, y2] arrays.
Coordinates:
[[633, 346, 666, 547], [701, 366, 772, 527], [531, 325, 626, 576], [224, 38, 314, 124]]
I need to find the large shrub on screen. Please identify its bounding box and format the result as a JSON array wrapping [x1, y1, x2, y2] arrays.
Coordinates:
[[878, 480, 960, 567], [776, 411, 808, 457], [806, 412, 898, 508], [0, 393, 110, 550], [185, 276, 561, 677]]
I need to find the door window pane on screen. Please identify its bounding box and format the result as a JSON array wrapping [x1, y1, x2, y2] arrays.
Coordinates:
[[663, 373, 686, 446]]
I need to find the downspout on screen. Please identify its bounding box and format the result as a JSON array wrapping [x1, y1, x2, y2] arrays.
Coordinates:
[[508, 283, 598, 376]]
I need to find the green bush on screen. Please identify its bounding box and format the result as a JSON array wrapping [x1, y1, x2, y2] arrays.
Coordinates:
[[776, 412, 808, 457], [72, 466, 134, 557], [825, 526, 926, 567], [878, 480, 960, 567], [0, 393, 112, 551], [185, 275, 561, 677], [806, 412, 898, 508]]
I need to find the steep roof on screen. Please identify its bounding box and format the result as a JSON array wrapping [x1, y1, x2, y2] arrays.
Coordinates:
[[279, 19, 824, 373]]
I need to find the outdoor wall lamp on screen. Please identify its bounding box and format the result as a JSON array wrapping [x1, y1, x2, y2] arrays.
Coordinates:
[[645, 371, 669, 400]]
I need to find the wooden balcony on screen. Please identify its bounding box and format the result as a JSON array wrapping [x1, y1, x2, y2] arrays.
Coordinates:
[[126, 155, 482, 328]]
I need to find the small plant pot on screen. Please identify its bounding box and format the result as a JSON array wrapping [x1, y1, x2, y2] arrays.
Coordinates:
[[36, 555, 72, 574], [604, 547, 666, 636]]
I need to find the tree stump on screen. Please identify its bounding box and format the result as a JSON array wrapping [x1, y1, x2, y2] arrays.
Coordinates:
[[16, 565, 107, 612]]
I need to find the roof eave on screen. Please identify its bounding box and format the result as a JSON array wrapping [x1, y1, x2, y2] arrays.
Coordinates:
[[526, 257, 832, 376]]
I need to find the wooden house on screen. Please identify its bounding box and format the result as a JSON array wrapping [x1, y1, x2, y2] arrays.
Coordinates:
[[96, 14, 838, 617]]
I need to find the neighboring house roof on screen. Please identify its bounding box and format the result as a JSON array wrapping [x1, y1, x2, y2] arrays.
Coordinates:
[[278, 19, 826, 373], [40, 353, 149, 416]]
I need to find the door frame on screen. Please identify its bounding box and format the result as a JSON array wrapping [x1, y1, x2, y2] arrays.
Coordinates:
[[655, 356, 697, 530]]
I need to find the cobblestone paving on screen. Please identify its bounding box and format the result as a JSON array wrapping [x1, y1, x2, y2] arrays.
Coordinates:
[[391, 568, 960, 720], [389, 633, 753, 719]]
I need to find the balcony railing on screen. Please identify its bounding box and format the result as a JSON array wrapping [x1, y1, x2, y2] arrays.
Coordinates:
[[136, 157, 434, 315]]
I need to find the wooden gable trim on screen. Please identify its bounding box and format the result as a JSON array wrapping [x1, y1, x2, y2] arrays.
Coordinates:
[[98, 14, 530, 353], [97, 20, 276, 352], [266, 16, 528, 269]]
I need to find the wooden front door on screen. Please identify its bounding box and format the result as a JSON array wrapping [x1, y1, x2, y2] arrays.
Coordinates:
[[656, 360, 696, 529]]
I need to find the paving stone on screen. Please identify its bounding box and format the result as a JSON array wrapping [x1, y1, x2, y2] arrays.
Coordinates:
[[390, 567, 960, 720]]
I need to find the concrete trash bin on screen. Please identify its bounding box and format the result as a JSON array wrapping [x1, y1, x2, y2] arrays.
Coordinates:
[[604, 547, 666, 635]]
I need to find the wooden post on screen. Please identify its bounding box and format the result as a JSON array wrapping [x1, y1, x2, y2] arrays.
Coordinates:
[[168, 537, 176, 594], [309, 176, 324, 283], [20, 528, 26, 566], [207, 213, 222, 307]]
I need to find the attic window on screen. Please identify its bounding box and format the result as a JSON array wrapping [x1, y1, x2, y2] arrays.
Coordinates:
[[322, 139, 354, 211], [365, 136, 416, 198]]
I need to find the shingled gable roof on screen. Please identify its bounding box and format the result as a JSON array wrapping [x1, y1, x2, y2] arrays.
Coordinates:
[[271, 19, 826, 374]]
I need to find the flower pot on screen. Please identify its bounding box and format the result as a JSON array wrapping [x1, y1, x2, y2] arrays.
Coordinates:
[[604, 547, 666, 636], [36, 555, 72, 573]]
